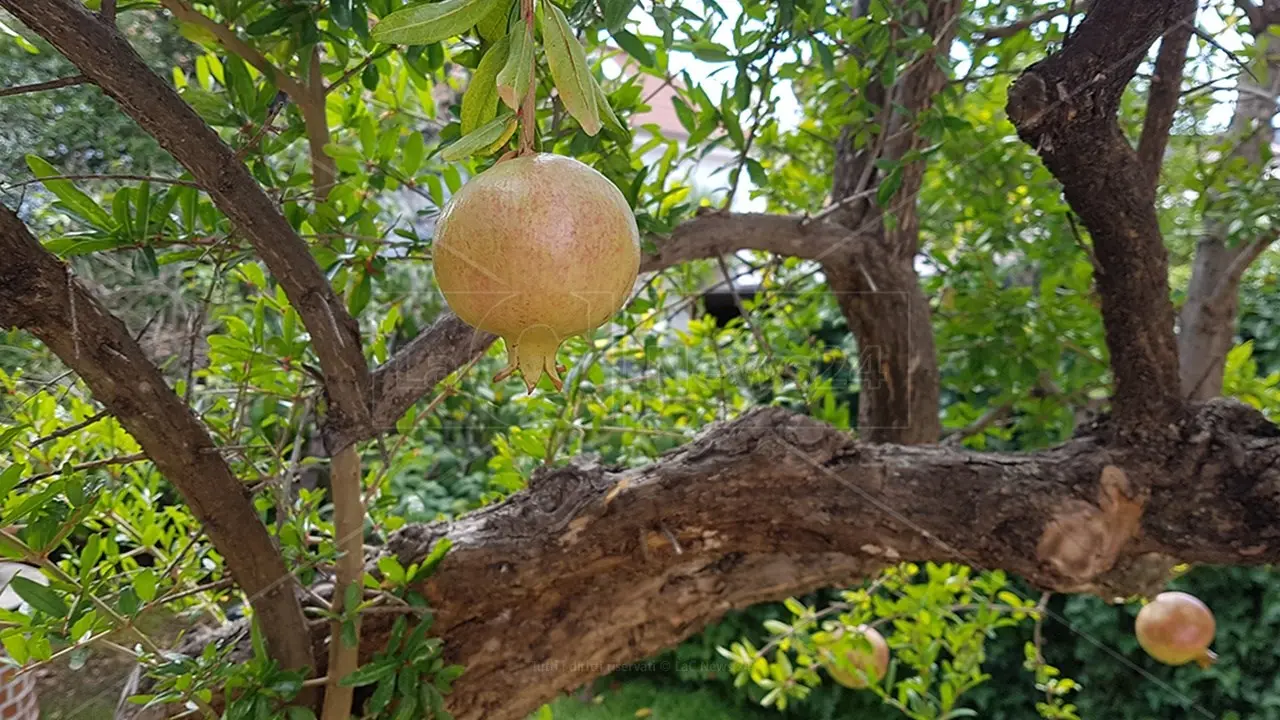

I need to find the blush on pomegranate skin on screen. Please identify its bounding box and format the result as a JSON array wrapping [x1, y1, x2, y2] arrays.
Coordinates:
[[433, 153, 640, 391], [1135, 591, 1217, 668]]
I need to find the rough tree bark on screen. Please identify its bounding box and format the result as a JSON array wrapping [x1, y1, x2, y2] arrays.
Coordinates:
[[8, 1, 1279, 719], [818, 0, 962, 445], [1007, 0, 1195, 435], [1177, 3, 1280, 399]]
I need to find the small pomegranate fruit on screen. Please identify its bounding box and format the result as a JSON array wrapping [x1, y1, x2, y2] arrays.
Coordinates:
[[433, 153, 640, 391], [819, 626, 890, 689], [1135, 591, 1217, 668]]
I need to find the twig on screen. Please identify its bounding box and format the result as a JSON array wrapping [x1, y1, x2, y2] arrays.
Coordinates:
[[0, 74, 87, 98], [1, 174, 201, 192], [943, 403, 1014, 445], [23, 452, 148, 484], [30, 409, 109, 447], [976, 8, 1067, 41]]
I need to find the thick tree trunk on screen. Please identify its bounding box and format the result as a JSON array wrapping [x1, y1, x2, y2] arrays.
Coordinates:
[[1178, 22, 1280, 399], [820, 0, 962, 444]]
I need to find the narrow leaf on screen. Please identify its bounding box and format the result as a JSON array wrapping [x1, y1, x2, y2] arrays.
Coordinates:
[[611, 29, 653, 67], [25, 156, 114, 230], [477, 0, 515, 42], [462, 34, 511, 135], [602, 0, 637, 31], [372, 0, 500, 44], [496, 21, 533, 111], [592, 76, 628, 140], [10, 575, 65, 617], [330, 0, 354, 29], [542, 0, 600, 135], [441, 111, 516, 161]]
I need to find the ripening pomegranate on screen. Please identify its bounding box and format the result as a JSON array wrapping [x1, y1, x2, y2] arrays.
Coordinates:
[[432, 153, 640, 391], [819, 626, 890, 689], [1135, 591, 1217, 668]]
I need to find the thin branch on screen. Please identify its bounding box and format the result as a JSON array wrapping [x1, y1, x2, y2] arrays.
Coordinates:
[[0, 203, 314, 673], [23, 452, 147, 484], [155, 0, 306, 98], [321, 445, 366, 720], [976, 7, 1067, 41], [1, 174, 202, 192], [0, 74, 87, 98], [1211, 231, 1279, 306], [4, 0, 372, 433], [1137, 19, 1193, 194], [29, 408, 110, 447]]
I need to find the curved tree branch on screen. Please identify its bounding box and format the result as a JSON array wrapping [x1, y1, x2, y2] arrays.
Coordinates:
[[165, 399, 1280, 720], [1007, 0, 1195, 435], [362, 212, 857, 443], [2, 0, 372, 436], [0, 205, 313, 673], [639, 212, 856, 273], [1136, 18, 1193, 192]]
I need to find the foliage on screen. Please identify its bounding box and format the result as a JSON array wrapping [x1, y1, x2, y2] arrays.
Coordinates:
[[0, 0, 1276, 717]]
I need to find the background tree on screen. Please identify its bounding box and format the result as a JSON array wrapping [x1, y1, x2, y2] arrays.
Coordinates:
[[1, 0, 1279, 718]]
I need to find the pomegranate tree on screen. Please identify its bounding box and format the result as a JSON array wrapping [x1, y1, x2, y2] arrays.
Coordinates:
[[432, 153, 640, 391], [818, 625, 890, 689], [1135, 591, 1217, 668]]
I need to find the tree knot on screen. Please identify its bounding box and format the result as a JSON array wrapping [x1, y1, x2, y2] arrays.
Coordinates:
[[1036, 465, 1146, 591]]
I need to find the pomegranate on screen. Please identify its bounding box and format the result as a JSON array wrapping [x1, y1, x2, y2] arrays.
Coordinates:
[[1135, 591, 1217, 668], [432, 153, 640, 391], [818, 626, 890, 689]]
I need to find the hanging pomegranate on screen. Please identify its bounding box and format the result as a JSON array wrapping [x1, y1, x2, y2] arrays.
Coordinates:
[[1135, 591, 1217, 668], [432, 153, 640, 391]]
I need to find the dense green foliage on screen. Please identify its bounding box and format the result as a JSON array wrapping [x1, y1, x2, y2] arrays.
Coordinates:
[[1, 0, 1276, 717]]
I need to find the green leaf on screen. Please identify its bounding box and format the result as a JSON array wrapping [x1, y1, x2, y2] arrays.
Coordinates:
[[245, 6, 297, 35], [286, 708, 317, 720], [340, 659, 398, 687], [10, 575, 65, 617], [441, 111, 515, 161], [462, 34, 511, 135], [330, 0, 354, 29], [0, 424, 27, 452], [135, 568, 157, 602], [25, 156, 115, 230], [1, 633, 29, 665], [403, 131, 426, 175], [542, 0, 600, 135], [745, 158, 767, 187], [362, 62, 381, 91], [0, 462, 25, 499], [592, 76, 628, 140], [496, 21, 533, 111], [371, 0, 500, 45], [611, 29, 653, 67], [601, 0, 637, 30], [876, 165, 903, 206], [476, 0, 514, 42]]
